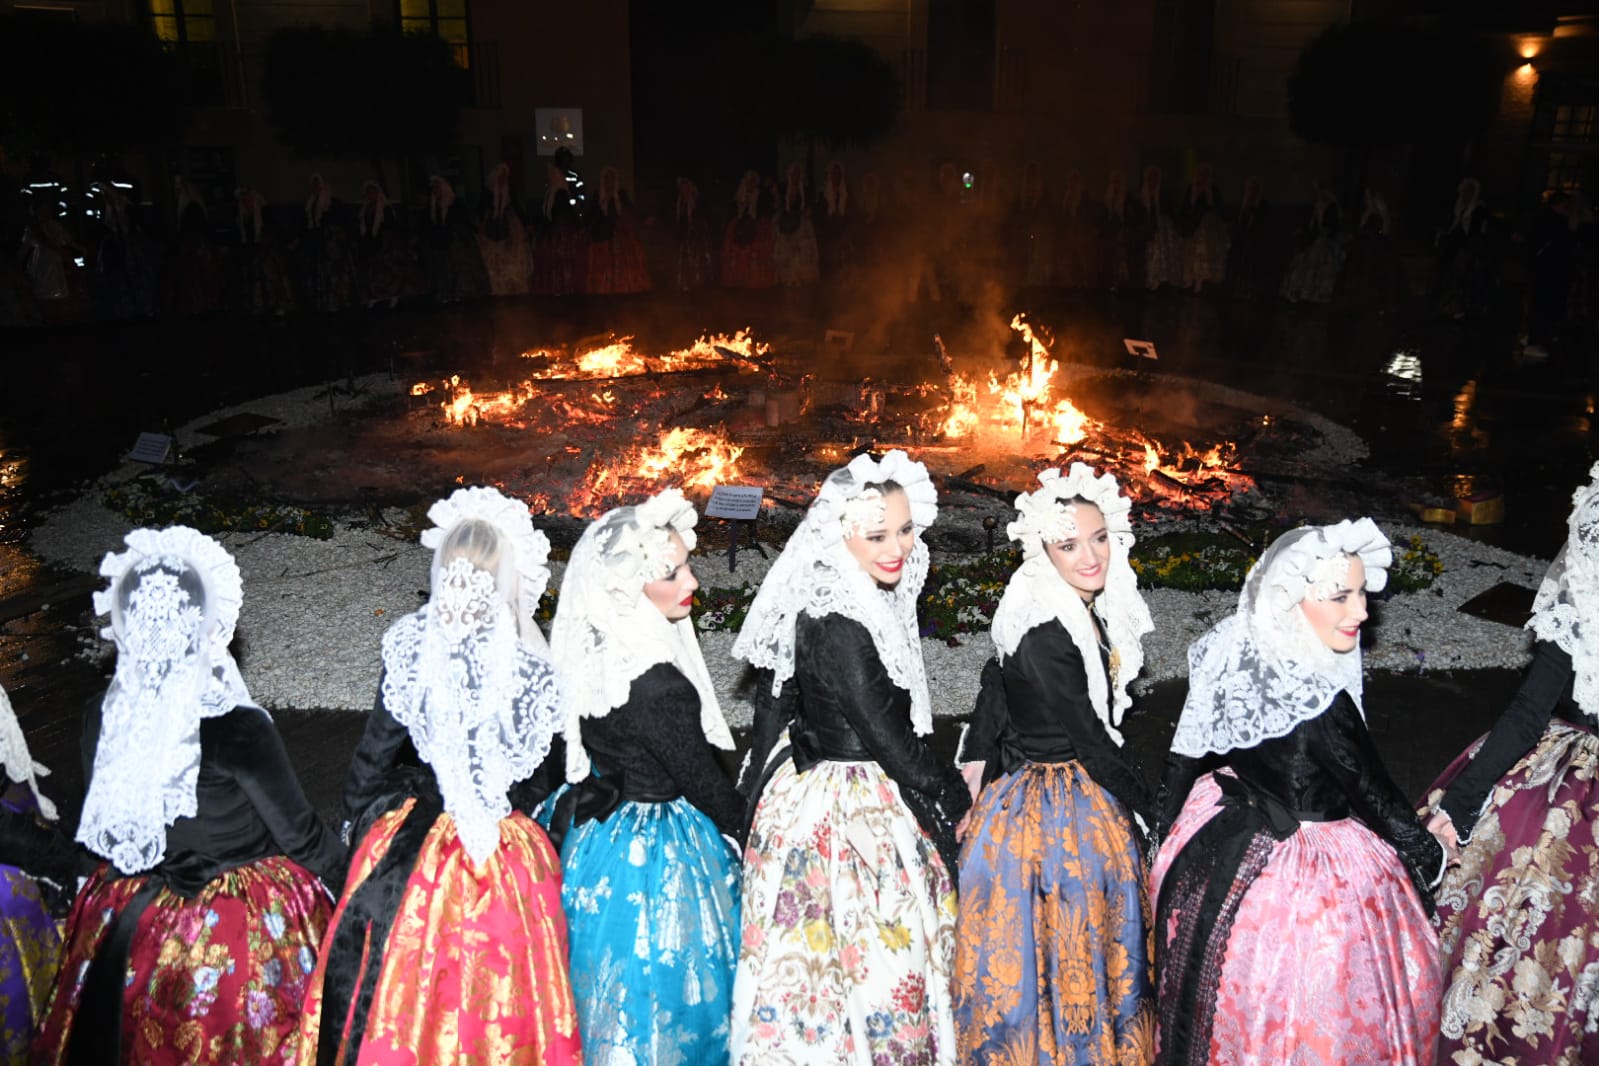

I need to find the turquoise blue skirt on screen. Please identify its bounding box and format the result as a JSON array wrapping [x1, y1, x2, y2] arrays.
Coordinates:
[[544, 793, 741, 1066]]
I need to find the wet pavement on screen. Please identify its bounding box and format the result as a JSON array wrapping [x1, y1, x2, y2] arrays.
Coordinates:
[[0, 285, 1592, 824]]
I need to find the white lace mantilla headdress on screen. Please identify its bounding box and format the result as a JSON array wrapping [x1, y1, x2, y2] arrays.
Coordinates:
[[1529, 461, 1599, 714], [1171, 518, 1392, 758], [79, 526, 255, 874], [732, 450, 938, 734], [552, 489, 732, 782], [0, 684, 54, 821], [990, 465, 1153, 744], [381, 489, 563, 864]]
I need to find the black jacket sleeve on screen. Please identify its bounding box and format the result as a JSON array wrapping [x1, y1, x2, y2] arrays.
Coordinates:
[[1310, 693, 1444, 899], [1008, 625, 1154, 825], [216, 709, 348, 893], [739, 670, 797, 796], [1439, 641, 1572, 839], [611, 670, 747, 844], [799, 616, 970, 823], [1154, 753, 1215, 843], [339, 677, 416, 828], [958, 657, 1006, 772]]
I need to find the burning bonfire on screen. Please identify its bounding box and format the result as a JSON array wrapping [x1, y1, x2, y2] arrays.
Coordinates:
[[410, 318, 1256, 519]]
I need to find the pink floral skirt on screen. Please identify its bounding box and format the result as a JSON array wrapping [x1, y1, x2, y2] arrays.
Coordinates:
[[1150, 773, 1441, 1065]]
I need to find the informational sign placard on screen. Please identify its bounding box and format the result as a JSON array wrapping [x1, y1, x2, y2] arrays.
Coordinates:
[[127, 432, 174, 465], [705, 485, 764, 521], [1123, 338, 1159, 360]]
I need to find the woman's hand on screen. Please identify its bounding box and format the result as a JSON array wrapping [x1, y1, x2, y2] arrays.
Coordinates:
[[1426, 810, 1461, 865]]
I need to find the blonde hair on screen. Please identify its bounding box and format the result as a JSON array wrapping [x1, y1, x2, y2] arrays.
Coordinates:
[[432, 518, 542, 645]]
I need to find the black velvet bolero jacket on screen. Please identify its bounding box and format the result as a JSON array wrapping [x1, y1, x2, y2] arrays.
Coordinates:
[[82, 700, 346, 896], [961, 619, 1154, 826], [780, 613, 971, 868], [1156, 692, 1445, 891], [574, 662, 746, 842]]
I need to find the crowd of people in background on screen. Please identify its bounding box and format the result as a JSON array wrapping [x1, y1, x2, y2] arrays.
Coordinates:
[[4, 146, 1598, 356], [4, 457, 1599, 1063]]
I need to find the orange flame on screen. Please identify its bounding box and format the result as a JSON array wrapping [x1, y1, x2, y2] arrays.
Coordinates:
[[938, 315, 1095, 446]]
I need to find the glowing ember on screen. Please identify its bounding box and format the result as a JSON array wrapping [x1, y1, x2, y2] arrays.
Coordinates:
[[576, 338, 647, 377], [521, 328, 769, 380]]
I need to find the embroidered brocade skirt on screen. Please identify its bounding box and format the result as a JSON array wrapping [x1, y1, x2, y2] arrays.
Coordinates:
[[732, 758, 958, 1066], [295, 802, 579, 1065], [955, 761, 1155, 1065], [1422, 720, 1599, 1066], [1150, 773, 1441, 1066], [0, 862, 59, 1065], [585, 230, 652, 294], [557, 796, 740, 1065], [33, 855, 330, 1065]]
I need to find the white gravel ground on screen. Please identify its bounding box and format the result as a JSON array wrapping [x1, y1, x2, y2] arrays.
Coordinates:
[[31, 372, 1547, 723]]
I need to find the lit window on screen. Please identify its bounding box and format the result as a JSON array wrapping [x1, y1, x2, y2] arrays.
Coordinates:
[[398, 0, 471, 66], [149, 0, 215, 46]]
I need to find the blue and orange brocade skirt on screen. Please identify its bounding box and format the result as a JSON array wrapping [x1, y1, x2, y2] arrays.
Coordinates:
[[954, 760, 1156, 1065]]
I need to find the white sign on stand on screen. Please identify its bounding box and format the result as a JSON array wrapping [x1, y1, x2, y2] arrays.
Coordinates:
[[127, 433, 174, 465], [706, 485, 764, 521], [1123, 338, 1159, 360]]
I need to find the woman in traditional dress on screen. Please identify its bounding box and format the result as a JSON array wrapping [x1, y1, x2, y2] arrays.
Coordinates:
[[673, 178, 717, 292], [1225, 177, 1287, 304], [816, 161, 854, 282], [544, 489, 743, 1065], [34, 526, 344, 1065], [720, 170, 775, 289], [422, 174, 489, 304], [955, 465, 1156, 1064], [1139, 166, 1182, 291], [1054, 169, 1095, 291], [534, 160, 587, 296], [731, 450, 971, 1065], [773, 163, 820, 288], [299, 172, 356, 312], [356, 180, 422, 309], [1009, 160, 1055, 290], [478, 162, 533, 297], [170, 176, 222, 315], [1332, 189, 1405, 317], [297, 486, 580, 1064], [1435, 177, 1495, 320], [1100, 171, 1140, 293], [0, 681, 65, 1065], [1150, 520, 1446, 1065], [1421, 464, 1599, 1064], [585, 165, 652, 295], [1180, 163, 1228, 295], [1279, 183, 1345, 305]]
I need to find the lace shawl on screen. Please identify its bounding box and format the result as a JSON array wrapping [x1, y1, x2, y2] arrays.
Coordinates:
[[1528, 461, 1599, 715], [733, 450, 938, 735], [551, 489, 732, 782], [79, 527, 255, 874], [991, 464, 1153, 744], [381, 559, 563, 865], [1171, 519, 1392, 758], [0, 684, 53, 821]]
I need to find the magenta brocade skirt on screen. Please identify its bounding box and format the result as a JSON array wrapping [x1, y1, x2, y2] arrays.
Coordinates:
[[1422, 719, 1599, 1066], [1150, 773, 1441, 1065]]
